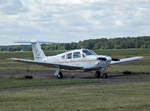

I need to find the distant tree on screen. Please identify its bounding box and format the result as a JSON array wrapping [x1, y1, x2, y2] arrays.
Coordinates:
[[25, 46, 32, 51], [0, 48, 2, 51], [4, 36, 150, 52], [65, 43, 70, 50], [93, 42, 101, 49]]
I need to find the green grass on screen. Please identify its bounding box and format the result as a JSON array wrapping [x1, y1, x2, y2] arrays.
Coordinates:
[[109, 64, 150, 74], [0, 49, 150, 59], [0, 82, 150, 111], [0, 78, 98, 89], [0, 49, 150, 111], [0, 49, 150, 72], [95, 48, 150, 56]]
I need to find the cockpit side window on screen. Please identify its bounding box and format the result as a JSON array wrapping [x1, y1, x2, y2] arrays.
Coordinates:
[[73, 52, 81, 58], [61, 55, 65, 59], [89, 50, 97, 55], [82, 49, 97, 56], [66, 53, 72, 59]]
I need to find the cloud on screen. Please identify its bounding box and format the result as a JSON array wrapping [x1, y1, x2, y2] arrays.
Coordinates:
[[0, 0, 150, 45], [0, 0, 27, 15]]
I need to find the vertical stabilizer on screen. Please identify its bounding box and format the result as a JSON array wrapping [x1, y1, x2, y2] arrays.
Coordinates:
[[32, 42, 46, 61], [15, 41, 47, 61]]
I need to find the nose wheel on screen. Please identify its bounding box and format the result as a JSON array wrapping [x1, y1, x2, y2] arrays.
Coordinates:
[[95, 71, 101, 78], [95, 71, 108, 79], [102, 73, 108, 79]]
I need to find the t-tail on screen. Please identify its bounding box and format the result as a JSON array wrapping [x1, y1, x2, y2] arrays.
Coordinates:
[[16, 41, 52, 61]]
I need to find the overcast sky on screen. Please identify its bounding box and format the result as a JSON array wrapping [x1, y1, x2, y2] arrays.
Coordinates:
[[0, 0, 150, 45]]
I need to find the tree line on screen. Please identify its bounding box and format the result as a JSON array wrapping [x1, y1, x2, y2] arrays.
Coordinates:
[[0, 36, 150, 51]]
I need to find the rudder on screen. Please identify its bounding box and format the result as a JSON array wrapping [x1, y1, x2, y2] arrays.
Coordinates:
[[15, 41, 47, 61], [32, 42, 46, 61]]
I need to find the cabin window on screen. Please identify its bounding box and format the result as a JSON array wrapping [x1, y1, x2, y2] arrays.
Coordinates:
[[73, 52, 81, 58], [67, 53, 72, 59], [61, 55, 65, 59], [82, 49, 97, 56]]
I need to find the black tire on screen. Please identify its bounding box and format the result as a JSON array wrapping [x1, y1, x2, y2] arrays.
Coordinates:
[[102, 73, 108, 79], [95, 71, 101, 78], [57, 72, 63, 79]]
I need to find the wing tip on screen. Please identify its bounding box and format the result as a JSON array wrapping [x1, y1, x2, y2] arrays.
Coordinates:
[[8, 58, 16, 60], [136, 56, 144, 59]]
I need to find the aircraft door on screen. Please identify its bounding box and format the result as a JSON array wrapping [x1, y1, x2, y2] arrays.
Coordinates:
[[72, 52, 82, 67]]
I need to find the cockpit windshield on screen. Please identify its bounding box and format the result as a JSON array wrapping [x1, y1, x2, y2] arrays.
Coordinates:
[[82, 49, 97, 56]]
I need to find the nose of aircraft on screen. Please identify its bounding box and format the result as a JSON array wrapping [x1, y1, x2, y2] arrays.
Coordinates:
[[97, 56, 112, 62], [96, 56, 112, 67]]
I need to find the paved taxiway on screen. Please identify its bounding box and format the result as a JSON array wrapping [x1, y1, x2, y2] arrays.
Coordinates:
[[0, 70, 150, 91]]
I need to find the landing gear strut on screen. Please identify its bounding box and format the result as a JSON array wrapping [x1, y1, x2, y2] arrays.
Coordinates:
[[55, 68, 63, 79], [101, 68, 108, 79]]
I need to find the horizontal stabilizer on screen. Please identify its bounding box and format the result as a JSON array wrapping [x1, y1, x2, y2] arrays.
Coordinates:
[[15, 41, 54, 61], [15, 41, 54, 44]]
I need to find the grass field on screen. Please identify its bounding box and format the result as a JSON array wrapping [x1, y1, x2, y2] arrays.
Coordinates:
[[0, 49, 150, 111], [0, 49, 150, 73], [0, 78, 98, 89], [0, 82, 150, 111]]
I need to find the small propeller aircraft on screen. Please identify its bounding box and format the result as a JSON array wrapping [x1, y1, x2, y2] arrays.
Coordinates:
[[9, 41, 143, 79]]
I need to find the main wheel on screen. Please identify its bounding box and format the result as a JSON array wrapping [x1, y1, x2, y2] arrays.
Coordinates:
[[57, 72, 63, 79], [102, 73, 108, 79], [95, 71, 101, 78]]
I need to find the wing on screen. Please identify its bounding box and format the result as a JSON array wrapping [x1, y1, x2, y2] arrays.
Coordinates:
[[110, 56, 143, 65], [9, 58, 83, 70]]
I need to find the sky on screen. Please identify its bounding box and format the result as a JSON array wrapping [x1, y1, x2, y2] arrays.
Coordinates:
[[0, 0, 150, 45]]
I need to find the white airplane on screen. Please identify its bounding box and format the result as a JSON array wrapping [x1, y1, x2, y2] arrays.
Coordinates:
[[9, 41, 143, 79]]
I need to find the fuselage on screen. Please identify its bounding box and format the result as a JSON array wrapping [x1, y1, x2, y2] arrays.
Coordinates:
[[43, 49, 112, 70]]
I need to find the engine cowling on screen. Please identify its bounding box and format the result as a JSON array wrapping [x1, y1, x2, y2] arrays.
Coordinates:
[[97, 57, 107, 61]]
